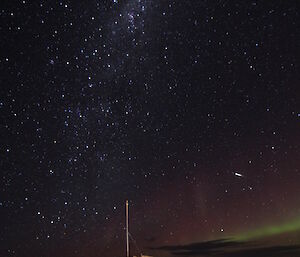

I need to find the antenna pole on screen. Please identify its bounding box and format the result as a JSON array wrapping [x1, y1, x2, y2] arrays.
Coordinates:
[[126, 200, 129, 257]]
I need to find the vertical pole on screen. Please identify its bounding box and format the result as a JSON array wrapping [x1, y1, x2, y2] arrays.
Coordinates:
[[126, 200, 129, 257]]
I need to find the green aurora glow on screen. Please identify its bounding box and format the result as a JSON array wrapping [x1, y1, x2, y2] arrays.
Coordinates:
[[235, 217, 300, 241]]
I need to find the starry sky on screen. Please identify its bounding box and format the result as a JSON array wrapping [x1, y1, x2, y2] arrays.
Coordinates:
[[0, 1, 300, 257]]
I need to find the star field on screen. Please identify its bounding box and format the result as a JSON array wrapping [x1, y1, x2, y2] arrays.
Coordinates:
[[0, 1, 300, 257]]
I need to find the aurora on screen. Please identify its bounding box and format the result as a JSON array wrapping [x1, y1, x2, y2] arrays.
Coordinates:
[[235, 217, 300, 241]]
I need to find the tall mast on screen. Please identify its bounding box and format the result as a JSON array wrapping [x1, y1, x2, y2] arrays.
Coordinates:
[[126, 200, 129, 257]]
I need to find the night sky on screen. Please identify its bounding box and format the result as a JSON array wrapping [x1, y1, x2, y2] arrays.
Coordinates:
[[1, 1, 300, 257]]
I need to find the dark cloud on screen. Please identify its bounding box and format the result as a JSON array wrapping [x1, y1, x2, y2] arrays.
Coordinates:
[[221, 245, 300, 257], [154, 239, 245, 255], [154, 239, 300, 257]]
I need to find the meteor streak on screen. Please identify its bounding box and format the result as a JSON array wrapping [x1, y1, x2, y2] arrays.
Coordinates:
[[234, 172, 243, 177]]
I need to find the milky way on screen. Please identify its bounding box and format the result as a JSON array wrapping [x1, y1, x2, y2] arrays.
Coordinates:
[[0, 1, 299, 257]]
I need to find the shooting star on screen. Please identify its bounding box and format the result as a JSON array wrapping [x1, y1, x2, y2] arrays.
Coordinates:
[[234, 172, 244, 177]]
